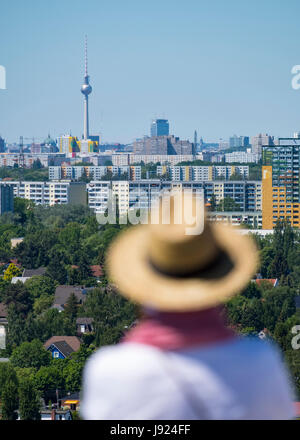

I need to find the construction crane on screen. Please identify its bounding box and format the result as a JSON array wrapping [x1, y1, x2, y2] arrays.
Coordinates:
[[19, 136, 25, 181], [22, 137, 44, 145]]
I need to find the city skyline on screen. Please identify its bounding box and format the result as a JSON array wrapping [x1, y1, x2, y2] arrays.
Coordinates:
[[2, 0, 300, 144]]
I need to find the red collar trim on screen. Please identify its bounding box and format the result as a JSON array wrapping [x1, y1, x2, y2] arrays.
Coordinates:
[[123, 307, 236, 350]]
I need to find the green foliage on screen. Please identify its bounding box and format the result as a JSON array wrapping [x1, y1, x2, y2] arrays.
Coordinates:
[[3, 263, 22, 281], [224, 221, 300, 396], [216, 196, 241, 212], [32, 159, 43, 170], [4, 281, 33, 324], [34, 308, 76, 341], [25, 275, 56, 300], [34, 363, 64, 396], [0, 202, 136, 410], [0, 166, 48, 182], [10, 339, 51, 369], [33, 295, 54, 315], [13, 197, 35, 226], [64, 292, 79, 324], [18, 378, 41, 420], [46, 249, 68, 284], [284, 349, 300, 399], [62, 359, 85, 393], [81, 286, 138, 347], [0, 363, 19, 420], [241, 282, 261, 299]]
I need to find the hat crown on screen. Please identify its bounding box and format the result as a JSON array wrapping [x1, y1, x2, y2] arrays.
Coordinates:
[[148, 192, 219, 275]]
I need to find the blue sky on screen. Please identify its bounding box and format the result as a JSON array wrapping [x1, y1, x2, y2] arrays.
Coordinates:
[[1, 0, 300, 144]]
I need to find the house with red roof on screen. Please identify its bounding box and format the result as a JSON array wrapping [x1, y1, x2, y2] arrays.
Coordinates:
[[255, 278, 278, 288]]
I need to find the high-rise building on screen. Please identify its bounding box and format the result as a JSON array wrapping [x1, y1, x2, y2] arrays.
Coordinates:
[[89, 135, 100, 144], [150, 119, 169, 137], [194, 130, 198, 150], [132, 135, 195, 155], [262, 138, 300, 229], [0, 184, 14, 214], [58, 135, 79, 156], [229, 135, 249, 149], [251, 133, 273, 155], [0, 137, 5, 153]]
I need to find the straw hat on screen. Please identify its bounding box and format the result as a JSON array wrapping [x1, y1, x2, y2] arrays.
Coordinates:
[[106, 191, 259, 312]]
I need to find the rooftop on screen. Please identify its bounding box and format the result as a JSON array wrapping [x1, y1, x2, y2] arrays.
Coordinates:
[[22, 267, 47, 277], [44, 336, 81, 353]]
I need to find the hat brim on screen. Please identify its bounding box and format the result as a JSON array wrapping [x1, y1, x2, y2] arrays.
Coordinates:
[[106, 223, 259, 312]]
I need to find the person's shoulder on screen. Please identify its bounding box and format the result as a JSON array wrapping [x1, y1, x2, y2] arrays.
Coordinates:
[[233, 336, 281, 356], [220, 336, 290, 376], [184, 336, 285, 369], [84, 342, 162, 376], [223, 336, 284, 360]]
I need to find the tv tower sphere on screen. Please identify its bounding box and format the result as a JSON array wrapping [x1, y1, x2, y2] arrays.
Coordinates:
[[81, 81, 92, 95]]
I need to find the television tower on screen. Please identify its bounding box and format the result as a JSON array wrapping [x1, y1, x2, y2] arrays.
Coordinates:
[[81, 35, 92, 140]]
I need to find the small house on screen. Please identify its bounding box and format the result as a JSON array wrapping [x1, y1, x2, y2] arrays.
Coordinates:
[[44, 336, 81, 360], [60, 392, 80, 412], [76, 317, 94, 335]]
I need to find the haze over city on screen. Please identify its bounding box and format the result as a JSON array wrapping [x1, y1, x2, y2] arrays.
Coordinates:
[[2, 0, 300, 144]]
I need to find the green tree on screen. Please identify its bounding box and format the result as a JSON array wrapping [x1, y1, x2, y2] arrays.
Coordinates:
[[63, 359, 84, 393], [58, 222, 81, 258], [268, 220, 295, 280], [34, 363, 64, 399], [64, 292, 79, 324], [3, 263, 22, 281], [32, 158, 43, 169], [19, 378, 41, 420], [284, 350, 300, 399], [241, 282, 261, 299], [46, 249, 68, 284], [0, 363, 19, 420], [82, 286, 138, 347], [217, 196, 240, 212], [15, 229, 58, 269], [10, 339, 51, 369], [209, 194, 217, 211], [25, 275, 56, 300], [77, 250, 92, 282], [4, 281, 33, 318], [13, 197, 35, 226], [33, 294, 54, 315]]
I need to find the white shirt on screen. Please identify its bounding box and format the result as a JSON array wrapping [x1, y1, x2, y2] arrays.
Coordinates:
[[80, 337, 295, 420]]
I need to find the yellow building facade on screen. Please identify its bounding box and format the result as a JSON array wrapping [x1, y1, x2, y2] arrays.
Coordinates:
[[262, 165, 300, 229]]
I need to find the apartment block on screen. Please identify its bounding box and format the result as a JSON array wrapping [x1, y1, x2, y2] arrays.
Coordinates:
[[156, 165, 249, 181], [2, 181, 87, 206], [224, 151, 261, 163], [87, 180, 261, 216], [49, 166, 142, 181], [129, 154, 195, 165], [262, 138, 300, 229]]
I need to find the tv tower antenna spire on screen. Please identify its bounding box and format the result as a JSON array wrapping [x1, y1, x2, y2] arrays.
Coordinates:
[[85, 34, 88, 77]]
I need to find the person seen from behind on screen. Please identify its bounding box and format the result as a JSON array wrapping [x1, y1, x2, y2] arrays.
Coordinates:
[[81, 191, 295, 420]]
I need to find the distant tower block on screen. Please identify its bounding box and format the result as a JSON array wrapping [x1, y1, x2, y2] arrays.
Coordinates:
[[194, 130, 198, 149], [81, 35, 92, 140]]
